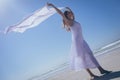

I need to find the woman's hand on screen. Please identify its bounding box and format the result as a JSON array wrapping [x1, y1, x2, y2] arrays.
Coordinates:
[[65, 7, 71, 11], [65, 7, 70, 9], [47, 2, 54, 7]]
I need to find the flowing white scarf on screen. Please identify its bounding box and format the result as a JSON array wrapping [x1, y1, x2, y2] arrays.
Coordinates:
[[1, 5, 64, 34]]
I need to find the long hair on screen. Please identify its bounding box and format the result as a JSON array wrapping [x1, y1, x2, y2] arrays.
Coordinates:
[[63, 11, 74, 31]]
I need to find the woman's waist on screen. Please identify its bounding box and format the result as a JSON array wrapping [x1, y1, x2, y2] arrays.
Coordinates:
[[72, 35, 84, 41]]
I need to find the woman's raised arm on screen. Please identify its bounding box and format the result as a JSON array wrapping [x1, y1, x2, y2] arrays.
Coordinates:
[[47, 3, 66, 20]]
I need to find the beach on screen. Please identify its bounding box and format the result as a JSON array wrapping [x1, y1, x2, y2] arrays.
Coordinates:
[[29, 40, 120, 80], [45, 46, 120, 80]]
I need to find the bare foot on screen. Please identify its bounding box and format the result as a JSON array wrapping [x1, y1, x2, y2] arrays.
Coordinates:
[[101, 70, 112, 75], [90, 75, 100, 80]]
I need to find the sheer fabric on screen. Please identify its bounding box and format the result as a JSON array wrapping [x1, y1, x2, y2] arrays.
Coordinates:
[[2, 6, 63, 34]]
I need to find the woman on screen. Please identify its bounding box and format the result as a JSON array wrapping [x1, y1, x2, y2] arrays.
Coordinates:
[[47, 3, 111, 80]]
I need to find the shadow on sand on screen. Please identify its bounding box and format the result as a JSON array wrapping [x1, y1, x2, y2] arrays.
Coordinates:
[[93, 71, 120, 80]]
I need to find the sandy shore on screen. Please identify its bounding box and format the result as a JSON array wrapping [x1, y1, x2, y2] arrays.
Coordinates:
[[46, 47, 120, 80]]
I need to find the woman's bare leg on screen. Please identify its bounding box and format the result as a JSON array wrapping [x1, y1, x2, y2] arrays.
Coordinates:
[[97, 66, 112, 74], [86, 69, 95, 77], [86, 69, 100, 80]]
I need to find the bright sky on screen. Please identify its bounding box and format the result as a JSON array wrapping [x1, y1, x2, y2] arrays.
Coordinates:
[[0, 0, 120, 80]]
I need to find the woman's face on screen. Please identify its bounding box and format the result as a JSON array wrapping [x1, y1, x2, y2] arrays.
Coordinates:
[[67, 12, 74, 20]]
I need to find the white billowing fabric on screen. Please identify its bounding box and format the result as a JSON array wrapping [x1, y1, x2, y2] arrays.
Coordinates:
[[4, 6, 64, 34], [69, 21, 100, 71]]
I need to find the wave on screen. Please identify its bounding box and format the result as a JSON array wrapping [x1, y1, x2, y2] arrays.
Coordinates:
[[94, 39, 120, 56]]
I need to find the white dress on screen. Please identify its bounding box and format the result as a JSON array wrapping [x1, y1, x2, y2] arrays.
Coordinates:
[[70, 21, 100, 71]]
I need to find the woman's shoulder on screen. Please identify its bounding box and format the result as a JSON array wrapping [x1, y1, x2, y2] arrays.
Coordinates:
[[73, 20, 81, 25]]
